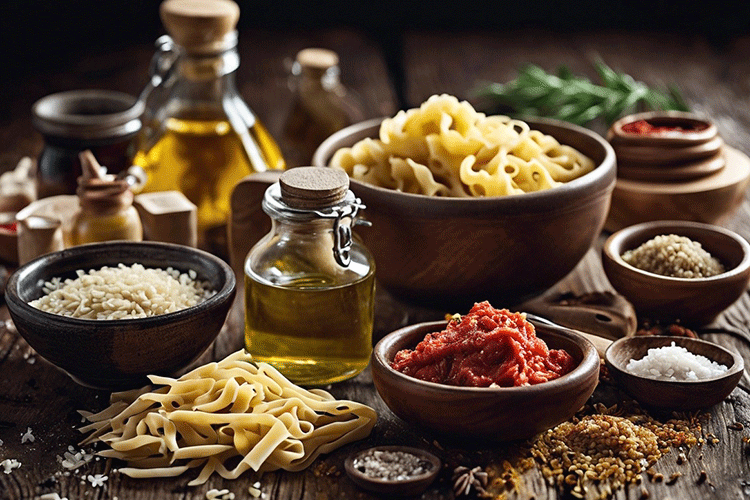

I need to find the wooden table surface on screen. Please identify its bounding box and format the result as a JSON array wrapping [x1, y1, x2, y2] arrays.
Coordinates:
[[3, 28, 750, 500]]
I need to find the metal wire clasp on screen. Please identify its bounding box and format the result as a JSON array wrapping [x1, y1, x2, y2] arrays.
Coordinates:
[[314, 198, 370, 267]]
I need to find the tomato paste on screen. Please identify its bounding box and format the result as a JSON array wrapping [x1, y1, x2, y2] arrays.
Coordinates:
[[621, 119, 707, 135], [391, 302, 575, 387]]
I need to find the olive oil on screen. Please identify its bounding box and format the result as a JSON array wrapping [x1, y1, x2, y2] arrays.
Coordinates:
[[244, 269, 375, 386], [133, 111, 283, 255], [244, 168, 375, 386]]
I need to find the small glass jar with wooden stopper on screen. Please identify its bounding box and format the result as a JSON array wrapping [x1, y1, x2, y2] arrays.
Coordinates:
[[69, 150, 143, 246], [282, 48, 365, 167], [244, 166, 375, 386]]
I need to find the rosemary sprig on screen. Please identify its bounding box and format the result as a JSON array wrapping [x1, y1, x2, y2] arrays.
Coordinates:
[[474, 61, 689, 127]]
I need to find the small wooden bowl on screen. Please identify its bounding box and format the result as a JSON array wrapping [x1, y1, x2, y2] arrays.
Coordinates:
[[5, 241, 236, 389], [607, 111, 717, 149], [371, 319, 600, 441], [344, 446, 441, 496], [604, 336, 744, 410], [602, 220, 750, 326]]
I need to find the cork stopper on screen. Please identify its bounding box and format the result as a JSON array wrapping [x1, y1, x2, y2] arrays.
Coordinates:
[[296, 48, 339, 71], [77, 150, 133, 213], [160, 0, 240, 54], [279, 167, 349, 209]]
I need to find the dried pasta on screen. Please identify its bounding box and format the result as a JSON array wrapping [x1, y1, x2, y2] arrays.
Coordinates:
[[331, 94, 595, 197], [79, 350, 377, 485]]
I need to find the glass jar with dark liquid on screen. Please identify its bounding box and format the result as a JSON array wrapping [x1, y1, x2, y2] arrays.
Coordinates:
[[134, 0, 284, 259], [244, 167, 375, 386]]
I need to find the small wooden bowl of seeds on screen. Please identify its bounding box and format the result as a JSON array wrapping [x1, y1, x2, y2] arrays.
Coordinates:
[[602, 220, 750, 326]]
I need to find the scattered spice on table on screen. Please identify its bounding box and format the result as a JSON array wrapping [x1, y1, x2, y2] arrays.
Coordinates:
[[452, 465, 488, 497], [483, 402, 703, 498], [636, 322, 698, 338]]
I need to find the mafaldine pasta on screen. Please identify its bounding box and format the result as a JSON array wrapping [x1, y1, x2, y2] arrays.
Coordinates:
[[330, 94, 595, 197], [79, 350, 377, 485]]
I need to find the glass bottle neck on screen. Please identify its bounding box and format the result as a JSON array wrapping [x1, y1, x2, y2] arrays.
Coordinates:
[[295, 66, 342, 92], [171, 48, 240, 105]]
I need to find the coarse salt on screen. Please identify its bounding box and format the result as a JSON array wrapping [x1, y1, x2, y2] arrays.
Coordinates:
[[625, 342, 729, 381], [21, 427, 35, 444], [87, 473, 108, 487], [38, 493, 69, 500], [206, 489, 235, 500], [2, 458, 21, 474], [352, 449, 433, 481]]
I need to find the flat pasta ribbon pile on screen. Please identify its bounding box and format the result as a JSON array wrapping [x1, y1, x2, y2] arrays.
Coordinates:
[[79, 350, 377, 485]]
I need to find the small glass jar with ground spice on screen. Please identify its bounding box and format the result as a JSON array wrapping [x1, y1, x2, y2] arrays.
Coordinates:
[[69, 150, 143, 246]]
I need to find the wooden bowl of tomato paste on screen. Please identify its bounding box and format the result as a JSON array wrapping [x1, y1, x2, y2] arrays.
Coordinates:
[[371, 307, 600, 441]]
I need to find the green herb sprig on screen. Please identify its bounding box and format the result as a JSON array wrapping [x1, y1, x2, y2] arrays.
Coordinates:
[[473, 61, 689, 127]]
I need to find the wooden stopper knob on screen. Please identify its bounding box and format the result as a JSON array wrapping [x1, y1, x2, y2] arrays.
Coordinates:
[[280, 167, 349, 209], [296, 48, 339, 70], [160, 0, 240, 53]]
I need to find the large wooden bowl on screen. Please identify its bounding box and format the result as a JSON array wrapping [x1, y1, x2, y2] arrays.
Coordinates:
[[605, 336, 744, 410], [313, 117, 616, 309], [371, 320, 600, 441], [602, 220, 750, 325], [6, 241, 236, 389]]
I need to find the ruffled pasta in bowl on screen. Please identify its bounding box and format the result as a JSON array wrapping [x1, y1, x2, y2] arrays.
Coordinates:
[[330, 94, 595, 197], [313, 94, 616, 307]]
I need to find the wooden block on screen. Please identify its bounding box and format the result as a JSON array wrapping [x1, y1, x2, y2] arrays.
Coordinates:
[[134, 191, 197, 247]]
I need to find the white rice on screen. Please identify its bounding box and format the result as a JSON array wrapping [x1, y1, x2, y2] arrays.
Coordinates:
[[29, 263, 215, 320], [625, 342, 728, 381]]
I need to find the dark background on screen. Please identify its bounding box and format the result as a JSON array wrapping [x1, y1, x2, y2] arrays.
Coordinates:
[[4, 0, 750, 77]]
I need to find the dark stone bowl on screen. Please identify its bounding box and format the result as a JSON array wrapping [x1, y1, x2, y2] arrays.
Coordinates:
[[6, 241, 236, 389]]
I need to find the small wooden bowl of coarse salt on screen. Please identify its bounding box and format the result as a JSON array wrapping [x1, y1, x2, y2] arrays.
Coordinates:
[[602, 220, 750, 326], [344, 446, 441, 496], [604, 336, 744, 410]]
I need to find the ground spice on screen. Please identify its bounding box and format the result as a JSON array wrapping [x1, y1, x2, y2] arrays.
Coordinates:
[[621, 234, 724, 278], [484, 402, 703, 498]]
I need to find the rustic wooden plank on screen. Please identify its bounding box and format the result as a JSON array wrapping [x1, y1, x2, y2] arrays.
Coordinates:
[[4, 27, 750, 500]]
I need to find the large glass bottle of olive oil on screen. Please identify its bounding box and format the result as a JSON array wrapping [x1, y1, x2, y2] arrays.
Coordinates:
[[244, 167, 375, 386], [135, 0, 284, 258]]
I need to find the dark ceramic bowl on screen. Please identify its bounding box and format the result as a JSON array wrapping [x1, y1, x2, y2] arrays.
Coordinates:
[[313, 117, 616, 308], [602, 220, 750, 325], [6, 241, 236, 389], [605, 336, 744, 410], [371, 319, 600, 441]]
